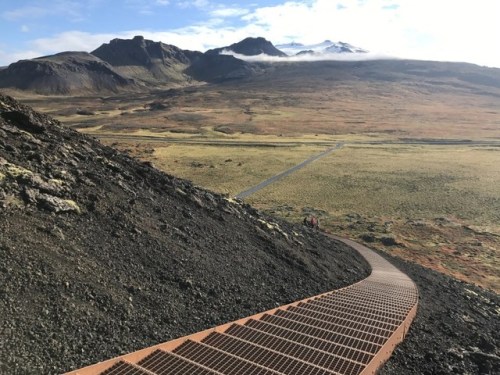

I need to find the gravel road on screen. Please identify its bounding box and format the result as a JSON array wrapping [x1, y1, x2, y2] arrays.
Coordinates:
[[236, 143, 344, 199]]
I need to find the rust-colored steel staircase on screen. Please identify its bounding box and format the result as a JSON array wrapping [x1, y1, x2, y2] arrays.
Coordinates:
[[66, 237, 418, 375]]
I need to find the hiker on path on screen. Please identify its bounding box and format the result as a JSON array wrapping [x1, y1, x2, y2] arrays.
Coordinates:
[[303, 215, 319, 229]]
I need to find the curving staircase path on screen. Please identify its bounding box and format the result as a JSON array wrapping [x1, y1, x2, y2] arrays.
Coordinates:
[[67, 236, 418, 375]]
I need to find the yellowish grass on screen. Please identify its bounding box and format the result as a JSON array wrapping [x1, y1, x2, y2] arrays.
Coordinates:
[[246, 145, 500, 225], [152, 144, 325, 195]]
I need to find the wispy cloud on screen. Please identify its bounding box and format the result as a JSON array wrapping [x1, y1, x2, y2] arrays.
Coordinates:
[[210, 7, 248, 18], [2, 1, 87, 22], [30, 31, 116, 55], [21, 28, 232, 58], [3, 5, 50, 20], [125, 0, 169, 15], [0, 49, 44, 65], [177, 0, 210, 9]]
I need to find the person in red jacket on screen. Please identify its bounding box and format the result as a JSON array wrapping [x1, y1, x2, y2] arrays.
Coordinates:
[[303, 215, 319, 229]]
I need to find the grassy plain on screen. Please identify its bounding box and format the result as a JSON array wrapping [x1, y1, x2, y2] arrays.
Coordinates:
[[250, 145, 500, 223], [151, 144, 324, 195], [10, 60, 500, 292]]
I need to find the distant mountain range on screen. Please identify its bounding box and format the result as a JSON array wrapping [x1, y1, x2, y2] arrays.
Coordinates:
[[276, 40, 368, 56], [210, 38, 367, 58], [0, 36, 499, 95], [0, 36, 369, 94], [0, 36, 260, 95]]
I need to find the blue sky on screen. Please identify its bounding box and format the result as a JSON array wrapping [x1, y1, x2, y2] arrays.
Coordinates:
[[1, 0, 499, 67]]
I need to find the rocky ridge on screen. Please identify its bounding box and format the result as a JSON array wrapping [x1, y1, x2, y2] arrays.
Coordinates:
[[91, 36, 201, 86]]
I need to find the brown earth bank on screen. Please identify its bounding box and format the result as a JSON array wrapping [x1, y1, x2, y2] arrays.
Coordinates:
[[1, 95, 499, 375], [0, 94, 369, 374]]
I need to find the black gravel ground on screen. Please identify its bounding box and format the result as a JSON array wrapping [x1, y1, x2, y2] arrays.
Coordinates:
[[0, 94, 369, 374]]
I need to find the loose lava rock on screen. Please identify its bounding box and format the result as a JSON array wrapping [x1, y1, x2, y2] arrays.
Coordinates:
[[0, 94, 369, 374]]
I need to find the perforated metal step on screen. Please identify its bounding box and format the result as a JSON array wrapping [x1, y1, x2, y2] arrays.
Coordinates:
[[66, 236, 418, 375]]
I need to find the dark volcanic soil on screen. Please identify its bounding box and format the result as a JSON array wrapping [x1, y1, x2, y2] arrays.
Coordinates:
[[378, 251, 500, 375], [0, 94, 369, 374]]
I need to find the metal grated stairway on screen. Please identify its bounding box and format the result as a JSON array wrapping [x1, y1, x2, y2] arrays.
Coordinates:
[[67, 237, 418, 375]]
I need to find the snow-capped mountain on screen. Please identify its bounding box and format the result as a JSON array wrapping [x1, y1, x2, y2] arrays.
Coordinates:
[[276, 40, 367, 56]]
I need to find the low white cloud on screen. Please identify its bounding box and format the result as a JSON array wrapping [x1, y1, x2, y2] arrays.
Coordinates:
[[0, 49, 44, 66], [221, 50, 394, 63], [30, 31, 117, 54]]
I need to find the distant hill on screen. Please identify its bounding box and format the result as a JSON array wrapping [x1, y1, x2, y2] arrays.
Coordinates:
[[91, 35, 202, 86], [0, 52, 135, 95], [243, 58, 500, 88], [207, 37, 287, 57], [186, 53, 257, 83]]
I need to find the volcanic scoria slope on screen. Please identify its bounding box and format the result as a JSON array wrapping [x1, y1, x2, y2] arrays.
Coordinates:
[[0, 93, 369, 374]]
